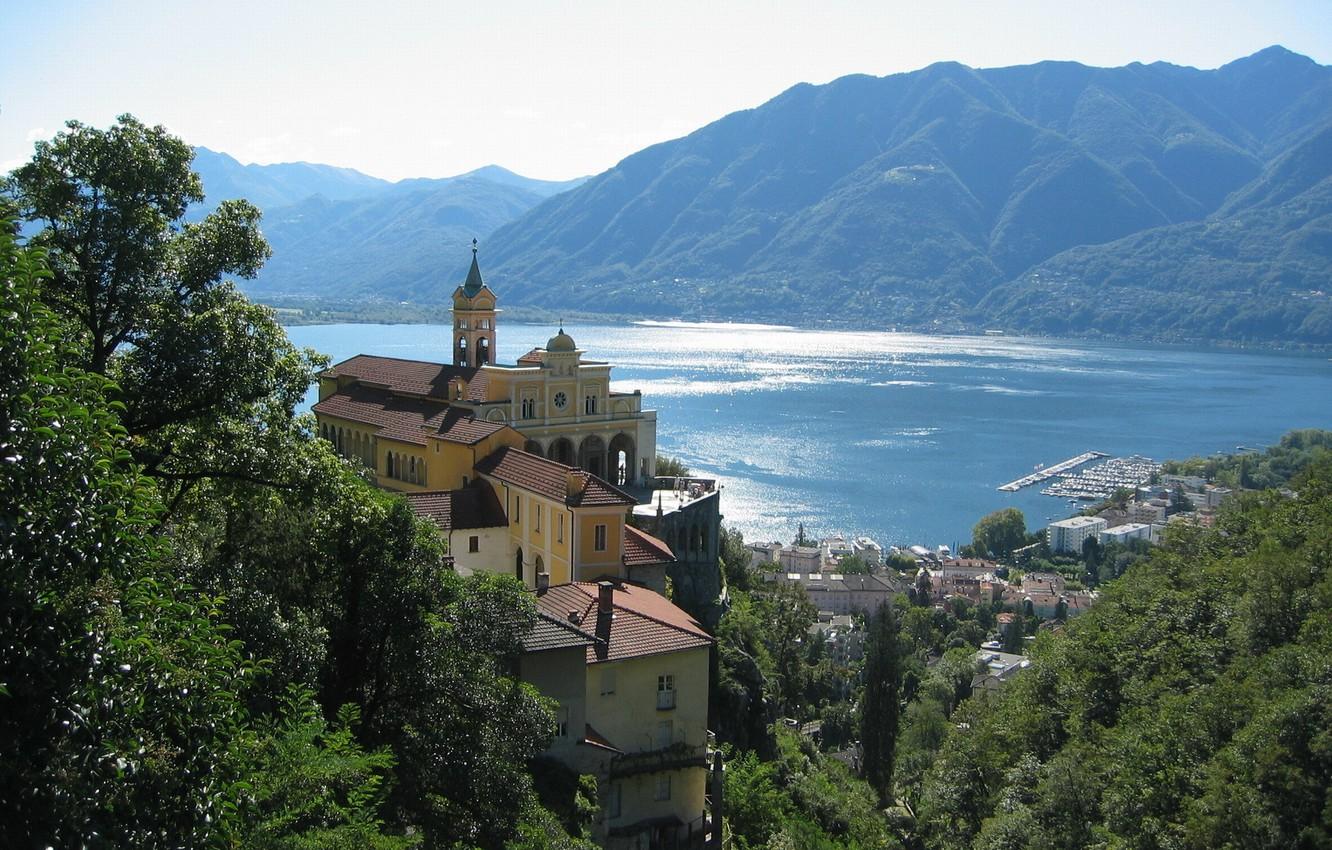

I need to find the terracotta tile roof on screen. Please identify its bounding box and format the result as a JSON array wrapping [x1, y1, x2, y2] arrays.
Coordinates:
[[534, 581, 712, 664], [517, 348, 545, 364], [623, 525, 675, 567], [475, 446, 636, 507], [570, 474, 638, 507], [322, 354, 474, 398], [313, 385, 509, 447], [522, 610, 599, 654], [404, 483, 507, 532]]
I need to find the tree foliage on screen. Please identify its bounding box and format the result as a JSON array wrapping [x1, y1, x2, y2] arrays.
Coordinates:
[[970, 508, 1029, 561], [861, 602, 903, 806], [915, 447, 1332, 849]]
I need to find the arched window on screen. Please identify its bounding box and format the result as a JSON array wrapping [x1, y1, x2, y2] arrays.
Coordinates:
[[418, 460, 426, 484], [386, 451, 394, 478], [515, 548, 525, 583], [478, 336, 490, 365], [457, 336, 469, 367], [535, 555, 545, 577]]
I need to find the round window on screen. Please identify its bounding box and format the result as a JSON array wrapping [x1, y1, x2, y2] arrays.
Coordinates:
[[553, 391, 568, 410]]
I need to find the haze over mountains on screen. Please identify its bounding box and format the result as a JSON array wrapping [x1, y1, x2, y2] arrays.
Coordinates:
[[191, 149, 586, 299], [218, 46, 1332, 345]]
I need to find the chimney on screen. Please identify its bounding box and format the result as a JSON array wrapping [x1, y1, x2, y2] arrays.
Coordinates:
[[537, 572, 550, 593], [598, 580, 615, 614]]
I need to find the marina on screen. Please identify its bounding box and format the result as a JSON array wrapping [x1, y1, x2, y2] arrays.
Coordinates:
[[1041, 455, 1161, 500], [997, 451, 1107, 492]]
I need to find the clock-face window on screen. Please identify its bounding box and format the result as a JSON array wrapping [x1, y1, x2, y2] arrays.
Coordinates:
[[553, 391, 568, 410]]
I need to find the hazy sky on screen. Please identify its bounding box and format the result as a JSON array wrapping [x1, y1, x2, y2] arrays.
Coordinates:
[[3, 0, 1330, 181]]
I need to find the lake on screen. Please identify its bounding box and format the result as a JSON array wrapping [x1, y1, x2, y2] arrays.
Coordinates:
[[286, 321, 1332, 550]]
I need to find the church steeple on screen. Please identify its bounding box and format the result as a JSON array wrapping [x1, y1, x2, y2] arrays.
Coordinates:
[[451, 239, 499, 368], [462, 238, 485, 297]]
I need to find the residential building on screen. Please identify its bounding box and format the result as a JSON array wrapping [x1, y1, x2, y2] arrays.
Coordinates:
[[1047, 516, 1108, 553], [1099, 522, 1152, 546], [852, 536, 883, 566], [522, 581, 718, 850], [764, 571, 902, 615], [971, 650, 1031, 695]]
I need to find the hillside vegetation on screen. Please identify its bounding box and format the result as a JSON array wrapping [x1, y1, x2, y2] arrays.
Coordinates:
[[482, 46, 1332, 345], [908, 448, 1332, 848]]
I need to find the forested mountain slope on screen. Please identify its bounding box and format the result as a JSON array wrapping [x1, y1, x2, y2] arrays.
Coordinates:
[[485, 46, 1332, 344]]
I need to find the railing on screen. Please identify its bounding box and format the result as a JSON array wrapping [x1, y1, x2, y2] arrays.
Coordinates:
[[609, 742, 708, 778], [657, 689, 676, 710]]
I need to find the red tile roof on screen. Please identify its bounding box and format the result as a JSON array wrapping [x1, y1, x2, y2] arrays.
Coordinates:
[[534, 581, 712, 664], [323, 354, 472, 397], [522, 610, 599, 654], [404, 483, 508, 531], [517, 348, 545, 365], [322, 354, 491, 402], [623, 525, 675, 567], [475, 446, 636, 508], [314, 385, 509, 447]]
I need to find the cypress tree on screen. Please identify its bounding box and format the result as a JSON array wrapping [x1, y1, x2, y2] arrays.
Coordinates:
[[860, 601, 902, 806]]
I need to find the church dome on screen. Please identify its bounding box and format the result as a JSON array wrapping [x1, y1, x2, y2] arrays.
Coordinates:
[[547, 328, 576, 352]]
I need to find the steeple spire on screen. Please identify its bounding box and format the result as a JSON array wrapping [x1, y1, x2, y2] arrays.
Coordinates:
[[463, 237, 485, 297]]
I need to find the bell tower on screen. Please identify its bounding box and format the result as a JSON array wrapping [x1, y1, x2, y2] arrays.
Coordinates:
[[451, 239, 498, 367]]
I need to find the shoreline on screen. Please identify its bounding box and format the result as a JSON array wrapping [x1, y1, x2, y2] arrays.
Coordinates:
[[268, 299, 1332, 356]]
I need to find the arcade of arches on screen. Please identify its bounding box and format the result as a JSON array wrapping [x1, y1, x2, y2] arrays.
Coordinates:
[[522, 433, 637, 486]]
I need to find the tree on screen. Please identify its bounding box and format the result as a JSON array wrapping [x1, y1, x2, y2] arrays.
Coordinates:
[[718, 525, 754, 591], [0, 214, 407, 849], [655, 455, 691, 477], [861, 602, 903, 806], [759, 583, 817, 718], [4, 115, 325, 509], [971, 508, 1028, 560]]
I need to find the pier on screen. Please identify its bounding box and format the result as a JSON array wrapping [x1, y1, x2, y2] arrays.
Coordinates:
[[997, 451, 1108, 492]]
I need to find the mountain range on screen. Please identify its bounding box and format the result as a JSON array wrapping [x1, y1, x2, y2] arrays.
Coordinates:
[[218, 47, 1332, 345], [191, 149, 585, 300]]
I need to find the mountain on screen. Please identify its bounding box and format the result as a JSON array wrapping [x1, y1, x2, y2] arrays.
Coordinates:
[[481, 46, 1332, 345], [248, 176, 551, 301], [190, 147, 391, 212], [188, 150, 588, 300]]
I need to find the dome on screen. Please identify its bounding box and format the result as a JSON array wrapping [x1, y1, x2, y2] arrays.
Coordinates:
[[547, 328, 576, 352]]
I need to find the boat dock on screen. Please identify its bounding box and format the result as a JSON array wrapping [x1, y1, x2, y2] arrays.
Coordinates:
[[997, 451, 1108, 492]]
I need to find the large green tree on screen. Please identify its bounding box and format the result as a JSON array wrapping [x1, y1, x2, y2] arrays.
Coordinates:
[[4, 115, 324, 510], [970, 508, 1029, 560], [0, 216, 403, 848]]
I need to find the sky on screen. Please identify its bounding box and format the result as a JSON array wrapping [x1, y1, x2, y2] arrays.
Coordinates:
[[2, 0, 1330, 182]]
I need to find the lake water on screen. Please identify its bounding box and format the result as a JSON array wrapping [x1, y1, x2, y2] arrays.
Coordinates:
[[286, 321, 1332, 550]]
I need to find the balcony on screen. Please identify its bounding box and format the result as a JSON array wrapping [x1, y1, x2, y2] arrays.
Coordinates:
[[608, 742, 707, 778]]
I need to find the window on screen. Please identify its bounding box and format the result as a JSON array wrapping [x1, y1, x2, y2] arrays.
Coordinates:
[[600, 670, 616, 696], [607, 782, 622, 819], [657, 674, 675, 710], [584, 393, 597, 414], [535, 504, 542, 532], [521, 397, 535, 419], [556, 705, 569, 738], [557, 513, 565, 543], [655, 720, 672, 749], [594, 524, 607, 551], [513, 496, 521, 523], [468, 536, 480, 553], [654, 775, 671, 801]]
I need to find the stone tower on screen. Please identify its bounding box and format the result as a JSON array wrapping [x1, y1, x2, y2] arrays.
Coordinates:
[[451, 239, 498, 367]]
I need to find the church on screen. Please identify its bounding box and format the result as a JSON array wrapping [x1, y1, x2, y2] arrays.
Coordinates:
[[311, 242, 667, 589], [312, 245, 724, 848]]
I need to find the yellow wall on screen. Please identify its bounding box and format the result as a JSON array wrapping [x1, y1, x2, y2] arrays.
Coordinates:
[[575, 509, 625, 579], [589, 646, 711, 834], [498, 483, 574, 587]]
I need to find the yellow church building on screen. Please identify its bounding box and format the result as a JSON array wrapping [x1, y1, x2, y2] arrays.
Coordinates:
[[312, 244, 722, 848]]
